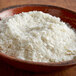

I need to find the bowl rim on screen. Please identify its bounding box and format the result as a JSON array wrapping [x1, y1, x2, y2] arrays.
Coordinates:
[[0, 4, 76, 67]]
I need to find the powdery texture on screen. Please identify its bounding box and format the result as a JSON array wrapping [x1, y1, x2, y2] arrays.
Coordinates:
[[0, 11, 76, 62]]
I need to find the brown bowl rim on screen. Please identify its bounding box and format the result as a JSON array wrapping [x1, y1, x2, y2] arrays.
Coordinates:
[[0, 4, 76, 67]]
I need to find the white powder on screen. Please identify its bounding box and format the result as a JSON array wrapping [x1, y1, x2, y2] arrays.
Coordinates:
[[0, 11, 76, 62]]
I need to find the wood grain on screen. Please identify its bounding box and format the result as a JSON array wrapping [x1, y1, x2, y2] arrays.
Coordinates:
[[0, 0, 76, 12], [0, 0, 76, 76]]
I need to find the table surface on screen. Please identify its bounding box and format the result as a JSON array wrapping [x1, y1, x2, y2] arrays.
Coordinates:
[[0, 0, 76, 76]]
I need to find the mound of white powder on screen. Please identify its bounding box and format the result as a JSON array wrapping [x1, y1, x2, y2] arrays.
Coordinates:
[[0, 11, 76, 62]]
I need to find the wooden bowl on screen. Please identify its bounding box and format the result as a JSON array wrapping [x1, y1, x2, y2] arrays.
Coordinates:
[[0, 4, 76, 72]]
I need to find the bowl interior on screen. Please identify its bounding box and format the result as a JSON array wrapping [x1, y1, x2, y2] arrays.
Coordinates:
[[0, 5, 76, 29]]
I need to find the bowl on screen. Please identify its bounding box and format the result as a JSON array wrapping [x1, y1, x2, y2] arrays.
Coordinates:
[[0, 4, 76, 72]]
